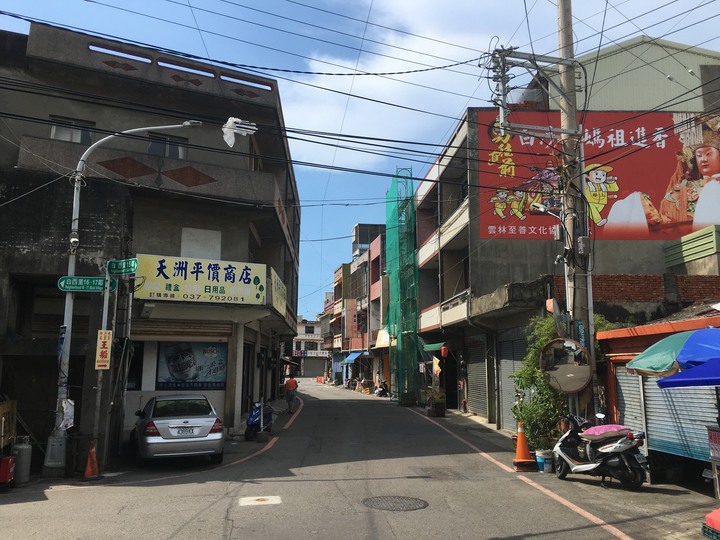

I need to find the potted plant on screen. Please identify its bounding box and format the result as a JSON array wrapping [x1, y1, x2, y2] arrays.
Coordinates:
[[511, 313, 619, 455]]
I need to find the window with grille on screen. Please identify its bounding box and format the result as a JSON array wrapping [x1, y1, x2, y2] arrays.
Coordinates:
[[50, 116, 94, 145], [148, 133, 188, 159]]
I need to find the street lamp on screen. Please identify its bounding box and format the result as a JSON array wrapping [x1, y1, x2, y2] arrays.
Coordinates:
[[44, 120, 202, 473], [222, 117, 258, 147]]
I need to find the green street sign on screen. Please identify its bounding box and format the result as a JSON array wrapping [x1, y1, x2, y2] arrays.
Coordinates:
[[108, 258, 138, 275], [58, 276, 118, 293]]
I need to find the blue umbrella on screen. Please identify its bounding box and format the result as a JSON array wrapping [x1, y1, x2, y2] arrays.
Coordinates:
[[650, 327, 720, 389], [657, 358, 720, 388], [628, 327, 720, 376]]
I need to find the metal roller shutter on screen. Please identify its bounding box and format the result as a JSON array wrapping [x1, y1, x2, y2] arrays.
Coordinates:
[[466, 340, 487, 417], [499, 341, 516, 431], [499, 338, 527, 431], [616, 364, 643, 429], [303, 358, 325, 378], [131, 319, 233, 339], [643, 377, 715, 462]]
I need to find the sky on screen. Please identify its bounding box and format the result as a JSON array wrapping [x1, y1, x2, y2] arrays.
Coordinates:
[[1, 0, 719, 319]]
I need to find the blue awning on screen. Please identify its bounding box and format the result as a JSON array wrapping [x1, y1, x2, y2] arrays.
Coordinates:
[[340, 351, 367, 365]]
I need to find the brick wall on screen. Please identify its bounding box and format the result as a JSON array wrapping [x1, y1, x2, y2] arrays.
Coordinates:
[[676, 275, 720, 302], [553, 274, 720, 304]]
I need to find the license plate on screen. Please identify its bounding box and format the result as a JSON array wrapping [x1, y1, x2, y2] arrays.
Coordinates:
[[176, 427, 195, 436]]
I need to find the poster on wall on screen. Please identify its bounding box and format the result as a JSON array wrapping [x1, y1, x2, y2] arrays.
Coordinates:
[[156, 342, 227, 390], [478, 110, 720, 240]]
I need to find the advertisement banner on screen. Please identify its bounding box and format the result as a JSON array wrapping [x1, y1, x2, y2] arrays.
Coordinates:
[[270, 267, 287, 316], [156, 342, 227, 390], [135, 254, 266, 305], [478, 110, 720, 240], [95, 329, 112, 370]]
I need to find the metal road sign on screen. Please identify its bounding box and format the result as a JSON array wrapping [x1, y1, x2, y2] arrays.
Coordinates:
[[107, 258, 138, 275], [57, 276, 118, 293]]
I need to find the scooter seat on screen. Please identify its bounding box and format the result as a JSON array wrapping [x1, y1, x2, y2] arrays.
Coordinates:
[[580, 424, 632, 441]]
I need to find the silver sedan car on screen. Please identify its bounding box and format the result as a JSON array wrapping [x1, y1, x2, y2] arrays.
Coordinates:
[[131, 394, 224, 465]]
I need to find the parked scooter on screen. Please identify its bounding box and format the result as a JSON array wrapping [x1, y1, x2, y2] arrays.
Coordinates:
[[553, 414, 649, 490], [375, 381, 389, 397], [244, 400, 273, 441]]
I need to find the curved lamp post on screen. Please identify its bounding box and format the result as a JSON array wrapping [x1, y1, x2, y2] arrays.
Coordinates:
[[44, 120, 203, 472], [45, 116, 258, 473]]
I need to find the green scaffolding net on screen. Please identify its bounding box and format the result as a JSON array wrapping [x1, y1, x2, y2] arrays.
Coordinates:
[[386, 168, 419, 405]]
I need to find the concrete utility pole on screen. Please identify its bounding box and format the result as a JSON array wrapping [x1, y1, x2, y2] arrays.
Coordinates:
[[557, 0, 598, 412], [490, 1, 598, 414]]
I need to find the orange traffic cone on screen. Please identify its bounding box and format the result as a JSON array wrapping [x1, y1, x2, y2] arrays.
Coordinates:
[[512, 423, 537, 472], [83, 441, 101, 481]]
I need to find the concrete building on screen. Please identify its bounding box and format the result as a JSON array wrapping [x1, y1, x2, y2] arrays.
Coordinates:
[[413, 36, 720, 433], [290, 316, 329, 378], [323, 224, 387, 391], [0, 23, 299, 474]]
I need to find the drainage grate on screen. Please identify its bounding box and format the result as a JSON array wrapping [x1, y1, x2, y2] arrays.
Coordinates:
[[362, 496, 429, 512]]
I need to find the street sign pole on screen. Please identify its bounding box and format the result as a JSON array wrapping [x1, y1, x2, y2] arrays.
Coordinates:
[[92, 265, 113, 463], [107, 258, 138, 276]]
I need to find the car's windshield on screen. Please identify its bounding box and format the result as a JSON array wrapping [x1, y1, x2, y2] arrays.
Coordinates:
[[152, 399, 213, 418]]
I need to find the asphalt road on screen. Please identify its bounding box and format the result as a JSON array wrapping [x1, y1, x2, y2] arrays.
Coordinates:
[[1, 378, 716, 539]]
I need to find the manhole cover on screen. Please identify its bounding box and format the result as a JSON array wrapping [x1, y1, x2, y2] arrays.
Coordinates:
[[362, 496, 428, 512]]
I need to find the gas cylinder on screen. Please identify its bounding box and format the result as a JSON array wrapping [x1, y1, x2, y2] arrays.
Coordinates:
[[11, 436, 32, 484]]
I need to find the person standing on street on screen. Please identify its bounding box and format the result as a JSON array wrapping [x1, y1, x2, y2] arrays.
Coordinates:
[[285, 372, 298, 413]]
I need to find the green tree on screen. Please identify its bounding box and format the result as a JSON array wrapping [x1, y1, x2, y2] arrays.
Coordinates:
[[511, 314, 566, 450], [511, 313, 618, 450]]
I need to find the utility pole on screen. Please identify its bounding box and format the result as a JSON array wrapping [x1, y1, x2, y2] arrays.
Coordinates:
[[490, 0, 598, 414], [557, 0, 598, 413]]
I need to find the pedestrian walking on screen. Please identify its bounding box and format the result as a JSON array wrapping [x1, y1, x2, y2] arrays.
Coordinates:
[[285, 372, 298, 413]]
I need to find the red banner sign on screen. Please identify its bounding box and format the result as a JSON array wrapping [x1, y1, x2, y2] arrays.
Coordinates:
[[478, 110, 720, 240]]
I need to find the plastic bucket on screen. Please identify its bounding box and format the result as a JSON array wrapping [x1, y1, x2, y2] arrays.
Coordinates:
[[535, 452, 554, 473]]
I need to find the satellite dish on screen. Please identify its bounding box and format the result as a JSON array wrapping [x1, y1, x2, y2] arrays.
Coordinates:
[[539, 338, 592, 394]]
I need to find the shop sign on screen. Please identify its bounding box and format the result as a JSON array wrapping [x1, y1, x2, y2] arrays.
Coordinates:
[[135, 254, 266, 305]]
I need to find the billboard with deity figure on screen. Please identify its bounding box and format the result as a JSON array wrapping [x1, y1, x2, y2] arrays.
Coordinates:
[[478, 110, 720, 240], [135, 254, 266, 305]]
